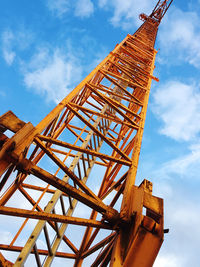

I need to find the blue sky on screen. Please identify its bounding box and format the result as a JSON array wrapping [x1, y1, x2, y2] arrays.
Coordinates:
[[1, 0, 200, 266]]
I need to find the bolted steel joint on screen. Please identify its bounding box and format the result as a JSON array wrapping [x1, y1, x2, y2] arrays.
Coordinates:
[[16, 158, 33, 174]]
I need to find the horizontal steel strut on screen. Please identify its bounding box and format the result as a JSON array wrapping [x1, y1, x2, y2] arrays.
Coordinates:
[[0, 1, 173, 266]]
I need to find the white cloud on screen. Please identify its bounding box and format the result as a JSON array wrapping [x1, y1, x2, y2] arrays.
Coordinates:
[[46, 0, 94, 18], [151, 177, 200, 267], [98, 0, 107, 8], [46, 0, 70, 18], [2, 29, 16, 65], [152, 142, 200, 180], [98, 0, 158, 30], [0, 230, 13, 244], [154, 254, 179, 267], [159, 7, 200, 68], [152, 81, 200, 141], [171, 202, 200, 228], [23, 47, 83, 103], [75, 0, 94, 18], [1, 28, 33, 66], [166, 195, 200, 266]]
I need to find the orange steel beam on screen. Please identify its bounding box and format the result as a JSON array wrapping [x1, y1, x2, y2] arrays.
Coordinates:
[[0, 252, 13, 267], [50, 150, 109, 167], [73, 21, 159, 267], [0, 1, 172, 266], [0, 245, 76, 259], [30, 164, 119, 219], [18, 186, 79, 254], [0, 206, 113, 229], [38, 135, 132, 166], [21, 183, 67, 195]]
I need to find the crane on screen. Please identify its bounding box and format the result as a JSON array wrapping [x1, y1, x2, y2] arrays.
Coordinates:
[[0, 0, 173, 266]]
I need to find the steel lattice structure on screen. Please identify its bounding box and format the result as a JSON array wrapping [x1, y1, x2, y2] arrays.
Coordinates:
[[0, 1, 173, 266]]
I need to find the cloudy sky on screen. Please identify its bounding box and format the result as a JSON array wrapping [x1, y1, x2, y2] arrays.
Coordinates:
[[0, 0, 200, 266]]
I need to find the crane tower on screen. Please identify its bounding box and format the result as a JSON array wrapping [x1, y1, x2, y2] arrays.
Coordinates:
[[0, 0, 173, 266]]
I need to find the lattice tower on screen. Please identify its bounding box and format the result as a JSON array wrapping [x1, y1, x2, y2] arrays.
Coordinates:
[[0, 0, 173, 266]]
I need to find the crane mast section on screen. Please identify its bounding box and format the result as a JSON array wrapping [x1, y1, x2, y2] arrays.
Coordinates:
[[0, 1, 171, 265]]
